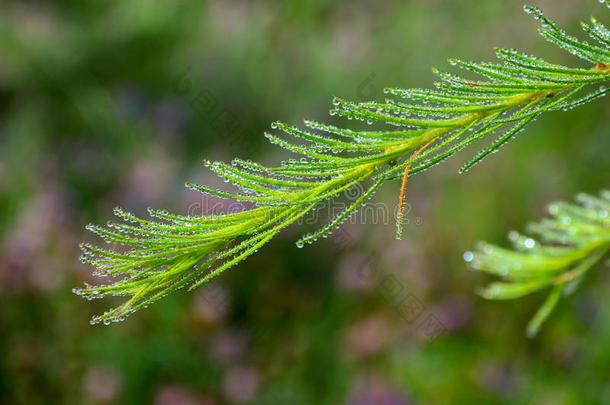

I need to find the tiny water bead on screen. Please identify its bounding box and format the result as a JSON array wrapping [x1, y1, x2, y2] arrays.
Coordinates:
[[463, 251, 474, 263]]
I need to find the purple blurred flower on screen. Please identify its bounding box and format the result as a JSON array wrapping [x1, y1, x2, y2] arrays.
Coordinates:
[[430, 295, 473, 333]]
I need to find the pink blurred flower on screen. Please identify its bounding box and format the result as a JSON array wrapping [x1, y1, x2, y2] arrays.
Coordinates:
[[209, 328, 248, 366], [344, 315, 390, 359], [191, 282, 231, 325], [154, 385, 216, 405], [82, 365, 122, 404], [1, 191, 73, 294], [335, 252, 375, 292], [221, 366, 260, 403], [346, 376, 410, 405]]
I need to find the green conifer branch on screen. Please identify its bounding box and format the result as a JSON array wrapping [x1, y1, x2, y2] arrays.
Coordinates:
[[466, 191, 610, 337], [75, 5, 610, 325]]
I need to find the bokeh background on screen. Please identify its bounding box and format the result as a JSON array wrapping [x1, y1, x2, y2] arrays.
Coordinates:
[[1, 0, 609, 404]]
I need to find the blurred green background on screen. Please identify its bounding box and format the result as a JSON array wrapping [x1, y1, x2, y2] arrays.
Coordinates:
[[1, 0, 609, 404]]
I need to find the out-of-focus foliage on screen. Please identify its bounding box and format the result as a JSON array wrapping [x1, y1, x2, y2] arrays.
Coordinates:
[[469, 191, 610, 337], [1, 1, 609, 404]]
